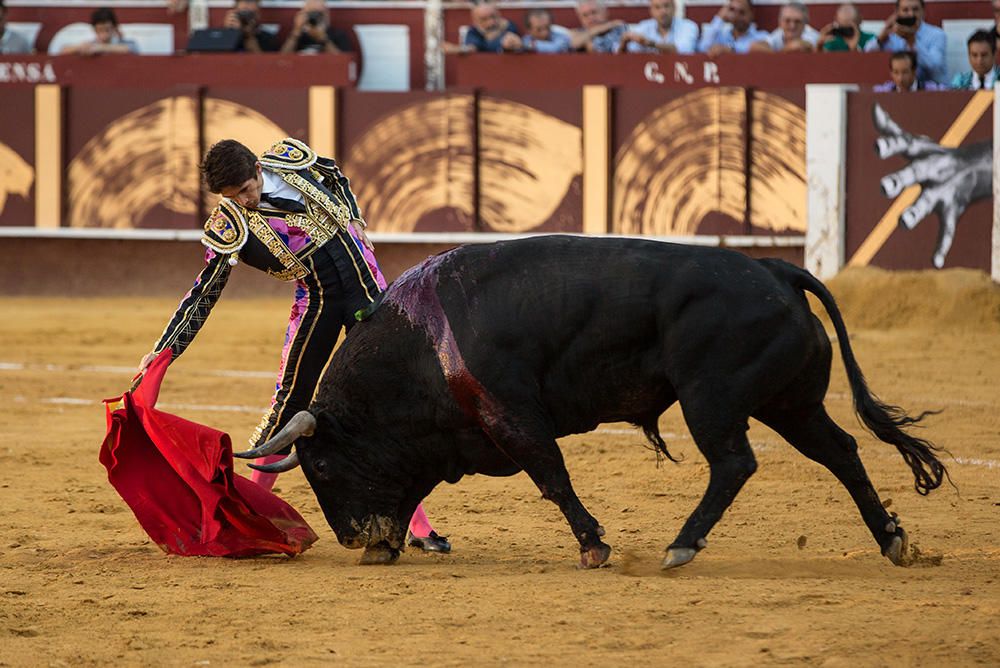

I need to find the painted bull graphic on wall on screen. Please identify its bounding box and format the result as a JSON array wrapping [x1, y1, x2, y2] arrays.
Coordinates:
[[237, 236, 946, 569]]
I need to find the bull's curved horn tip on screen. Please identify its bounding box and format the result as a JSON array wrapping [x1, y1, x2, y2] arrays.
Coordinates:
[[233, 448, 264, 459], [248, 452, 300, 473]]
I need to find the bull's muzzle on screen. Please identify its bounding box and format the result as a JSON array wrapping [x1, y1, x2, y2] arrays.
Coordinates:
[[341, 515, 403, 550]]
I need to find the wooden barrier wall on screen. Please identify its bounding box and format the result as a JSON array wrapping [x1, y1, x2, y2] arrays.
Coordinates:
[[0, 55, 815, 240]]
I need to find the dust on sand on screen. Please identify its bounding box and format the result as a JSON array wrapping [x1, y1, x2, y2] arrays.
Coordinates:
[[1, 268, 999, 666]]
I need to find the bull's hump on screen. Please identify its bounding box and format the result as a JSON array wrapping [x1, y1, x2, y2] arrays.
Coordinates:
[[384, 249, 454, 331]]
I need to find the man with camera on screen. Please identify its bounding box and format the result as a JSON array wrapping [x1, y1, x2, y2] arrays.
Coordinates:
[[281, 0, 353, 54], [223, 0, 279, 52], [875, 0, 946, 84], [818, 3, 879, 52]]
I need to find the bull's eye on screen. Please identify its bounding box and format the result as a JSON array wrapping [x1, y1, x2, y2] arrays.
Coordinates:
[[313, 459, 328, 475]]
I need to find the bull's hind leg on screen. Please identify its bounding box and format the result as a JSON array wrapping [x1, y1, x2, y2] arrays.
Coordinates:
[[757, 406, 908, 565], [480, 414, 611, 569], [663, 416, 758, 570]]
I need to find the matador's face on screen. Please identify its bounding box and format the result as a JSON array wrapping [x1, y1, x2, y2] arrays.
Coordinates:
[[221, 162, 264, 209]]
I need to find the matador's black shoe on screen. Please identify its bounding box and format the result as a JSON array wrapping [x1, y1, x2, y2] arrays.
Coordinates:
[[406, 531, 452, 554]]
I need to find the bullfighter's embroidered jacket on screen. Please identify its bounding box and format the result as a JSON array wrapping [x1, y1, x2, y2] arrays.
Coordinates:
[[152, 138, 370, 359]]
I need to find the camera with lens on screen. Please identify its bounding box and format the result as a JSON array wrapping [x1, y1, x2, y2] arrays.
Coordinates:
[[830, 25, 855, 38], [306, 10, 324, 27], [895, 15, 917, 26], [236, 9, 256, 26]]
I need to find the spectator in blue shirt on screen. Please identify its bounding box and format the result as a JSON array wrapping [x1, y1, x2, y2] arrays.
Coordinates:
[[876, 0, 947, 84], [951, 30, 1000, 90], [571, 0, 628, 53], [522, 8, 572, 53], [619, 0, 699, 55], [698, 0, 769, 56], [443, 1, 522, 54], [0, 0, 32, 54]]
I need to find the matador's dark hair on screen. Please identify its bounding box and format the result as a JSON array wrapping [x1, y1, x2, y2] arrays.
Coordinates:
[[201, 140, 258, 194]]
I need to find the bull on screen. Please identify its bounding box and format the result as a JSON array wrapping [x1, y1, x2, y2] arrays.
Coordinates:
[[235, 236, 947, 569]]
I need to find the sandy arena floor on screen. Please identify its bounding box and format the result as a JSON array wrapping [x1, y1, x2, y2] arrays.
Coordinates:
[[1, 267, 999, 666]]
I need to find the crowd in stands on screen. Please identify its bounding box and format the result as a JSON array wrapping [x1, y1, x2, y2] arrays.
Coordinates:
[[444, 0, 1000, 92], [1, 0, 998, 92], [0, 0, 354, 56]]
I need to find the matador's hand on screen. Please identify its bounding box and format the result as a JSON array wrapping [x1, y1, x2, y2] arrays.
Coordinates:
[[873, 103, 991, 268], [351, 220, 374, 251], [137, 351, 157, 374]]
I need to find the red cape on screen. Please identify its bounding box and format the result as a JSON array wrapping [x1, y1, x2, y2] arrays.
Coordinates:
[[100, 350, 318, 557]]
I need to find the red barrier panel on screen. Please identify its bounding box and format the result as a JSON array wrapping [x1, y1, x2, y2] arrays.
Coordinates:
[[844, 91, 992, 272], [451, 52, 889, 89], [0, 54, 356, 88]]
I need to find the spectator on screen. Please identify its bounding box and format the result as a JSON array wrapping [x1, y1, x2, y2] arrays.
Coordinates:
[[874, 50, 944, 91], [818, 3, 879, 52], [281, 0, 352, 54], [522, 9, 571, 53], [619, 0, 698, 55], [753, 1, 818, 52], [876, 0, 947, 84], [951, 30, 999, 90], [60, 7, 138, 55], [698, 0, 769, 56], [993, 0, 1000, 45], [571, 0, 628, 53], [444, 1, 521, 54], [0, 0, 31, 54], [222, 0, 279, 53]]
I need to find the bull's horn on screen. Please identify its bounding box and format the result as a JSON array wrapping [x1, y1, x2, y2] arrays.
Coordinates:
[[248, 451, 300, 473], [233, 410, 317, 459]]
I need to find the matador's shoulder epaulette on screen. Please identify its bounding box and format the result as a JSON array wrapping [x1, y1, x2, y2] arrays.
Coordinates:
[[201, 198, 249, 257], [259, 137, 317, 172]]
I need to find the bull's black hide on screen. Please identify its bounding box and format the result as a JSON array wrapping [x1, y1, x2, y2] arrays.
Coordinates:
[[239, 236, 946, 569]]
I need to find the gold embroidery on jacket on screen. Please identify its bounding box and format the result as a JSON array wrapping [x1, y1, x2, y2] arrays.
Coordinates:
[[280, 171, 351, 232], [244, 210, 309, 281], [200, 200, 248, 255], [259, 138, 317, 171]]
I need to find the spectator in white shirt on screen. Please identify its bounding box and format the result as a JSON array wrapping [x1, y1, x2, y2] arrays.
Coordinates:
[[60, 7, 139, 55], [752, 1, 819, 52], [619, 0, 699, 55]]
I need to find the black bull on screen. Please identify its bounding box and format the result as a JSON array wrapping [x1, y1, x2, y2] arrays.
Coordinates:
[[237, 236, 946, 569]]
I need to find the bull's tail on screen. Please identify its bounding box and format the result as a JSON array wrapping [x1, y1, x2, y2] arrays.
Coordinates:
[[761, 260, 948, 495]]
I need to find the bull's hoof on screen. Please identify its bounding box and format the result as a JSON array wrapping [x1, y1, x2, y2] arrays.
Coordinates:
[[661, 547, 698, 570], [359, 543, 400, 565], [578, 542, 612, 569], [883, 528, 910, 567]]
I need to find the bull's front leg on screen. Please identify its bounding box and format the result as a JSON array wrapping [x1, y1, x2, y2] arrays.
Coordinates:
[[481, 416, 611, 568], [540, 477, 612, 569]]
